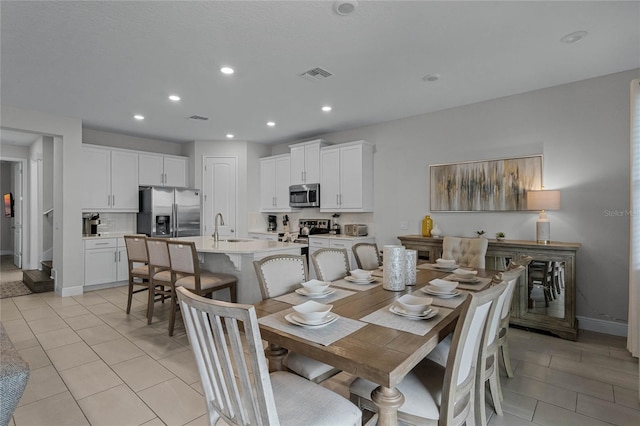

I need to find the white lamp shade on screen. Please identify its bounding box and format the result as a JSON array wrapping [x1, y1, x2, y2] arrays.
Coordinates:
[[526, 190, 561, 211]]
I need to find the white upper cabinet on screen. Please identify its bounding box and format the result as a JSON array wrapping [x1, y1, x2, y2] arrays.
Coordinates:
[[139, 153, 187, 187], [82, 145, 139, 212], [289, 139, 330, 185], [260, 154, 297, 212], [320, 140, 374, 212]]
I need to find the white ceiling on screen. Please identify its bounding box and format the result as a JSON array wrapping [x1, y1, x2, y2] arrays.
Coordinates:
[[1, 1, 639, 146]]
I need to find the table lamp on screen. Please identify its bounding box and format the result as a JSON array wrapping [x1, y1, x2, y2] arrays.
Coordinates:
[[526, 190, 561, 244]]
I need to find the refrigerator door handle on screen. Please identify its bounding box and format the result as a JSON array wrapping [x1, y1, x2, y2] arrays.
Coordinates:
[[174, 203, 179, 237]]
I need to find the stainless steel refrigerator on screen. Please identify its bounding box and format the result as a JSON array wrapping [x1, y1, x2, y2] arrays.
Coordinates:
[[137, 187, 201, 237]]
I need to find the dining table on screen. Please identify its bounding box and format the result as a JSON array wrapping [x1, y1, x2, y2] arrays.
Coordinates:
[[254, 265, 496, 425]]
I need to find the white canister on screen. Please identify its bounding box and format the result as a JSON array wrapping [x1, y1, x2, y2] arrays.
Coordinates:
[[405, 249, 417, 286], [383, 245, 406, 291]]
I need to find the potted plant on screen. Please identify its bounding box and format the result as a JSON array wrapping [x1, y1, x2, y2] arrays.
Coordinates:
[[496, 232, 505, 241]]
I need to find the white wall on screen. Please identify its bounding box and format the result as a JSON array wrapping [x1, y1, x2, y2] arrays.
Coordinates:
[[83, 128, 185, 156], [304, 69, 639, 330]]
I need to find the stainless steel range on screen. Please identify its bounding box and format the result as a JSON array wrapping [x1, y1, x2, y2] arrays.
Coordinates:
[[294, 219, 331, 260]]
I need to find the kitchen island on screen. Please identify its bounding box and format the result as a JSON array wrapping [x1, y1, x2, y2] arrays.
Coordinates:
[[173, 236, 306, 304]]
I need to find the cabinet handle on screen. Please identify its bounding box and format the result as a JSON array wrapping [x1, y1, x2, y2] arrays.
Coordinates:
[[164, 173, 167, 183], [336, 194, 339, 205], [95, 242, 109, 245], [112, 194, 115, 206], [114, 252, 118, 262]]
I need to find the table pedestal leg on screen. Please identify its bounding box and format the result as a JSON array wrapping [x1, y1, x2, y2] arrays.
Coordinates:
[[264, 343, 287, 372], [371, 385, 404, 426]]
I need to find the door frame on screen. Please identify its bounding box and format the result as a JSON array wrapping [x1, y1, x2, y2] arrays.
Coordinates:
[[202, 156, 238, 238], [0, 156, 28, 269]]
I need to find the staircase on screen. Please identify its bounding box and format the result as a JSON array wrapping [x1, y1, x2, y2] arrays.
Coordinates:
[[23, 261, 54, 293]]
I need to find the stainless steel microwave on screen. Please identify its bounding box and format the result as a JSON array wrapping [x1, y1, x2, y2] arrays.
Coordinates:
[[289, 183, 320, 208]]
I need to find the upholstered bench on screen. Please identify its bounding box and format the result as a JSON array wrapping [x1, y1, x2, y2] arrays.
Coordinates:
[[0, 323, 30, 426]]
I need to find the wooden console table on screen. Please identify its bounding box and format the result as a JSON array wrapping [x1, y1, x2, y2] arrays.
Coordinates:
[[398, 235, 581, 340]]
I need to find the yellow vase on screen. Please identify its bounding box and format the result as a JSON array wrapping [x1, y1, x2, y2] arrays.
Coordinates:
[[421, 215, 433, 237]]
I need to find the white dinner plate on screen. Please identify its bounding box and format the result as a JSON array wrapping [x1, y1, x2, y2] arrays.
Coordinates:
[[389, 304, 438, 320], [447, 276, 480, 283], [285, 312, 339, 328], [295, 288, 336, 298], [345, 276, 377, 284], [433, 264, 459, 271], [421, 286, 461, 298]]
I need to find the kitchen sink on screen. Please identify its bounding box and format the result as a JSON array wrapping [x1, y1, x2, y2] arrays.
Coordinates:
[[218, 239, 251, 243]]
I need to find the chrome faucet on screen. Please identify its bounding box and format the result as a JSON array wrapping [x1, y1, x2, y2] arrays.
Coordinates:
[[213, 213, 224, 242]]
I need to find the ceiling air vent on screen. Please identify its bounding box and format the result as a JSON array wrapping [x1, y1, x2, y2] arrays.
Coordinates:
[[300, 67, 333, 82], [188, 115, 209, 121]]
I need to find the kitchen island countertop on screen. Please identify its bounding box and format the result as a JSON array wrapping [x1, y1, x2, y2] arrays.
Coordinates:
[[172, 236, 306, 254]]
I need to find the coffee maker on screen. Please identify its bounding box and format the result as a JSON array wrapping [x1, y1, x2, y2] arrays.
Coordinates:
[[82, 213, 101, 236], [267, 215, 277, 232]]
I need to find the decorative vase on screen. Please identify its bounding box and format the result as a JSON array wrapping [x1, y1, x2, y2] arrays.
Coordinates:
[[383, 245, 406, 291], [421, 215, 433, 237], [431, 223, 442, 237], [405, 249, 417, 286]]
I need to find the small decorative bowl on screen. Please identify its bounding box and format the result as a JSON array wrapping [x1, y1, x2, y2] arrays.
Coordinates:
[[293, 301, 333, 322], [350, 269, 372, 280], [396, 294, 433, 314], [452, 268, 478, 280], [429, 278, 459, 292], [436, 258, 456, 267], [301, 279, 330, 294]]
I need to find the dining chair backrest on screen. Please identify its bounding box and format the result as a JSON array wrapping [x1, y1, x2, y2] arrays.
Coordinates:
[[176, 287, 280, 426], [442, 237, 488, 269], [124, 234, 148, 264], [440, 282, 505, 424], [253, 254, 308, 299], [146, 237, 171, 271], [351, 243, 381, 270], [166, 240, 202, 291], [499, 266, 525, 322], [311, 248, 350, 281]]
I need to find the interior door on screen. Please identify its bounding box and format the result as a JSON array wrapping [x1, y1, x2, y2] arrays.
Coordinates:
[[13, 162, 22, 268], [203, 157, 237, 238]]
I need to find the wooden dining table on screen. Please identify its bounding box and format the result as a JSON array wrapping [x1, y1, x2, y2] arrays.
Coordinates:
[[254, 266, 496, 425]]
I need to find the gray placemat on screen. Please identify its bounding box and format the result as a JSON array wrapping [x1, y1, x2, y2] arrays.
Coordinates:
[[258, 308, 367, 346], [331, 278, 381, 291], [273, 288, 356, 305], [359, 304, 453, 336], [411, 288, 469, 309]]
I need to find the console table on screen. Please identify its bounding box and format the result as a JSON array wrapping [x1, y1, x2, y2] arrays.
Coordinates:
[[398, 235, 581, 340]]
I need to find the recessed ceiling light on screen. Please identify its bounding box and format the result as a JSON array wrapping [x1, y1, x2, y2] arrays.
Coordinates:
[[560, 31, 588, 44], [168, 95, 181, 101], [226, 134, 234, 139], [333, 1, 358, 16], [133, 114, 145, 120], [267, 121, 276, 127], [322, 106, 332, 112], [422, 74, 440, 82], [220, 66, 235, 75]]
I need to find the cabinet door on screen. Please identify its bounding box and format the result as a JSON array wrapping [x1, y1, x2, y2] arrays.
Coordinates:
[[260, 158, 276, 211], [320, 148, 341, 209], [274, 156, 291, 210], [82, 147, 111, 210], [304, 144, 321, 183], [85, 248, 117, 285], [338, 144, 363, 209], [139, 154, 164, 186], [111, 150, 139, 211], [116, 247, 129, 282], [290, 146, 306, 185], [163, 157, 187, 188]]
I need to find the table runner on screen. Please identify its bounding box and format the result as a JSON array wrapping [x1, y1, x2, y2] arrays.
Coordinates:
[[273, 288, 356, 305], [258, 308, 367, 346], [331, 278, 381, 291], [359, 304, 453, 336]]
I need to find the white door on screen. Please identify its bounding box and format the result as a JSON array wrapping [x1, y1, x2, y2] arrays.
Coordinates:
[[203, 157, 237, 239], [110, 150, 139, 210], [13, 162, 23, 268]]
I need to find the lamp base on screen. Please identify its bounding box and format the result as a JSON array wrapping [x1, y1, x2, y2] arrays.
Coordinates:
[[536, 214, 551, 244]]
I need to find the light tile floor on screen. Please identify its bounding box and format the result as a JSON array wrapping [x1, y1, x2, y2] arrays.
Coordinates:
[[1, 286, 638, 426]]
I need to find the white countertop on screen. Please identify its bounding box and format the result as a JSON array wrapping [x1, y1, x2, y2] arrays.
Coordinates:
[[82, 233, 128, 240], [307, 234, 373, 240], [172, 236, 306, 254]]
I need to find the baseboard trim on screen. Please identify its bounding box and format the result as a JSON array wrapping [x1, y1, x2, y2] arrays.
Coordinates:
[[577, 315, 628, 337], [57, 285, 84, 297]]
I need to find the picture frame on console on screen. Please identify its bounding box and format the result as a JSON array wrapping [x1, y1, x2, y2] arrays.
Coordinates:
[[430, 155, 543, 212]]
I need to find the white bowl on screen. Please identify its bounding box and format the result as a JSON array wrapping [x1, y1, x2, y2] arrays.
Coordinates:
[[292, 301, 333, 322], [350, 269, 372, 280], [428, 278, 459, 292], [452, 268, 478, 279], [436, 258, 456, 266], [396, 294, 433, 314], [301, 279, 330, 294]]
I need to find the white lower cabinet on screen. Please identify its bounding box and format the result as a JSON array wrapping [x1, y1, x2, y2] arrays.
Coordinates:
[[308, 236, 375, 279], [84, 238, 128, 286]]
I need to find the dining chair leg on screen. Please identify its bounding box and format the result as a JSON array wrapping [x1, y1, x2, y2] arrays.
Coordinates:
[[489, 372, 503, 416], [147, 285, 156, 325], [168, 287, 178, 336], [500, 342, 514, 378], [126, 279, 134, 314], [229, 283, 237, 303], [477, 380, 488, 426]]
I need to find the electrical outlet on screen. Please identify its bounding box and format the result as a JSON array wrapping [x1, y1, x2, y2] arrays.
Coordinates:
[[400, 221, 408, 230]]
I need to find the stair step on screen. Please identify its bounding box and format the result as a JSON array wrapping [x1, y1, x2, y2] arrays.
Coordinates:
[[41, 261, 53, 275], [23, 269, 54, 293]]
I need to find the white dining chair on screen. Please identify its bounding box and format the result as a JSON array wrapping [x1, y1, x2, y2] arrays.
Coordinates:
[[352, 242, 381, 270], [497, 265, 528, 378], [349, 283, 505, 426], [311, 248, 350, 281], [442, 236, 489, 269], [176, 287, 362, 426], [253, 254, 340, 383]]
